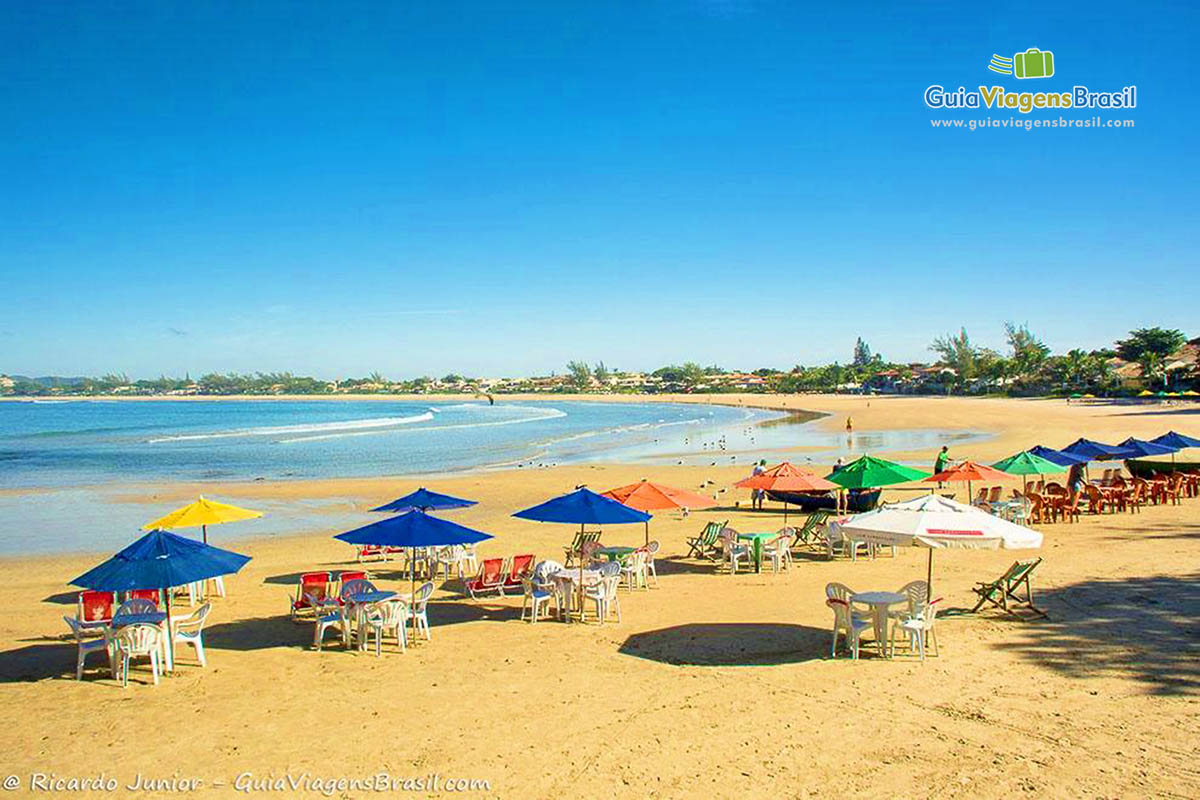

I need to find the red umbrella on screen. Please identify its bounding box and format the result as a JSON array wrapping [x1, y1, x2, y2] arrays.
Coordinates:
[[923, 460, 1012, 503], [602, 480, 717, 545], [735, 462, 839, 522]]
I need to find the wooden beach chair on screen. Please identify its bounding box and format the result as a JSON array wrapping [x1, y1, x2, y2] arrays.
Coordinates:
[[791, 510, 830, 549], [685, 520, 726, 560], [970, 558, 1047, 620]]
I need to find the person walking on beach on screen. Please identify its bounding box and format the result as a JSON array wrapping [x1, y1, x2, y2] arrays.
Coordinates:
[[933, 446, 950, 488], [845, 416, 853, 434]]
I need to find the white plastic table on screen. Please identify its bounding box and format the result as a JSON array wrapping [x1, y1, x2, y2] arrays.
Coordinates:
[[851, 591, 907, 655], [550, 568, 603, 622]]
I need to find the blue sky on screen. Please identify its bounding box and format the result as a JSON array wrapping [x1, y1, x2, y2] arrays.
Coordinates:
[[2, 1, 1196, 379]]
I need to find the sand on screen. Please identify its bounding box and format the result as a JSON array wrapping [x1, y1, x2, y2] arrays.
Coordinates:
[[1, 394, 1197, 798]]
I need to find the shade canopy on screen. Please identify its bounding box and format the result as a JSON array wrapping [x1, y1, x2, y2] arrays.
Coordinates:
[[335, 509, 493, 548], [143, 496, 262, 531], [735, 461, 840, 492], [600, 480, 717, 512], [1062, 438, 1137, 461], [72, 529, 251, 592], [838, 495, 1043, 550], [371, 487, 477, 514], [992, 450, 1065, 476], [923, 460, 1012, 485], [513, 487, 651, 525], [824, 455, 930, 489], [1151, 431, 1200, 449], [1118, 437, 1178, 458], [1028, 445, 1091, 467]]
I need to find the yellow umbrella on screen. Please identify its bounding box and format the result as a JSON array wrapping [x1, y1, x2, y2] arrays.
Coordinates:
[[144, 496, 263, 544]]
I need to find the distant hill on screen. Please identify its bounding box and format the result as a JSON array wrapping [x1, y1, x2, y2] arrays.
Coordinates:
[[9, 375, 92, 388]]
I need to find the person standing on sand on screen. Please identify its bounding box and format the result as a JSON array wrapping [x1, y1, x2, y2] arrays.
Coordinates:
[[845, 416, 853, 434], [933, 446, 950, 488], [750, 459, 766, 509]]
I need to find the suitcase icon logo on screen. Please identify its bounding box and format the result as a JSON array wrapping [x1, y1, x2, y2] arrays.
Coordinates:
[[987, 48, 1055, 79]]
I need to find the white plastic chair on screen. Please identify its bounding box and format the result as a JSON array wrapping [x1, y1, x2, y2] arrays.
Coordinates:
[[719, 532, 750, 574], [63, 616, 114, 680], [460, 544, 479, 576], [621, 549, 649, 591], [114, 598, 158, 619], [584, 562, 622, 623], [362, 599, 409, 655], [763, 534, 792, 573], [520, 576, 559, 623], [643, 541, 660, 588], [894, 599, 941, 660], [113, 623, 163, 687], [410, 582, 435, 640], [825, 582, 871, 660], [313, 601, 351, 650], [170, 602, 212, 667], [434, 546, 465, 582]]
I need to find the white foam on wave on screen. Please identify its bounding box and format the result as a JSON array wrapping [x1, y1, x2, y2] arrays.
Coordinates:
[[147, 412, 435, 443], [276, 407, 568, 444]]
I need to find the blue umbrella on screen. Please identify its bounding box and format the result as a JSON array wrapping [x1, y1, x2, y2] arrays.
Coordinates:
[[1151, 431, 1200, 449], [1029, 445, 1091, 467], [512, 487, 652, 525], [370, 487, 477, 514], [72, 529, 251, 621], [1062, 438, 1138, 461], [513, 488, 650, 621], [335, 510, 494, 612], [1118, 437, 1178, 458]]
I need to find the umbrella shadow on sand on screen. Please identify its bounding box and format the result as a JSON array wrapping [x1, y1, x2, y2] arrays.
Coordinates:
[[993, 572, 1200, 696], [0, 636, 83, 683], [618, 623, 829, 667]]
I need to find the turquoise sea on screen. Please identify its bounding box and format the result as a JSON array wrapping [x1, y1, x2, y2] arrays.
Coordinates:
[[0, 399, 979, 554]]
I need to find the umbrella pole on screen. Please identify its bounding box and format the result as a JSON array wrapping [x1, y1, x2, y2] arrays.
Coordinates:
[[783, 501, 788, 525], [202, 524, 208, 545], [644, 520, 649, 548], [163, 587, 173, 674], [926, 550, 933, 597], [578, 523, 585, 624], [410, 547, 417, 641]]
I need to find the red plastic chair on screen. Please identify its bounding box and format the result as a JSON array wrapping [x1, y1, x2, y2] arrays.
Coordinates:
[[290, 571, 333, 620], [503, 554, 536, 592], [465, 558, 506, 599], [127, 589, 161, 607], [77, 590, 116, 627]]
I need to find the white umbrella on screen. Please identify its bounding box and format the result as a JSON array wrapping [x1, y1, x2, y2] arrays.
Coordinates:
[[838, 495, 1043, 592]]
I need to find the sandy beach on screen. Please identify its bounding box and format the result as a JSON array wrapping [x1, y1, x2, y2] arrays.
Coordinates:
[[1, 395, 1197, 798]]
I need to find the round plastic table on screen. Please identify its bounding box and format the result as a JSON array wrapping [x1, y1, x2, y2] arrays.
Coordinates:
[[737, 532, 777, 573]]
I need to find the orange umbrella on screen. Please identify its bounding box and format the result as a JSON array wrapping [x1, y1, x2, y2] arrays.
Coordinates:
[[602, 480, 717, 545], [735, 462, 839, 522], [923, 460, 1012, 503]]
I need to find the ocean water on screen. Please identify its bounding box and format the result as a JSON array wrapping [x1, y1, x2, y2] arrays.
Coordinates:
[[0, 399, 981, 555]]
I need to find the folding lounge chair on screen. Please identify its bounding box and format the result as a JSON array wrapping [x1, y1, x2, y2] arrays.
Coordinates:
[[290, 571, 333, 620], [791, 511, 830, 549], [970, 558, 1047, 620], [563, 531, 601, 567], [685, 520, 726, 560], [465, 558, 506, 599], [502, 554, 536, 593]]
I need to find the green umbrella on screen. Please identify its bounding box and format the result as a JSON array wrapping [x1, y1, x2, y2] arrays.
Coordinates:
[[991, 450, 1066, 492], [825, 455, 931, 489]]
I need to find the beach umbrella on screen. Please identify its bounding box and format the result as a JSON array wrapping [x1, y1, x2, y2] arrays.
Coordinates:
[[824, 455, 930, 489], [991, 450, 1065, 493], [1118, 437, 1178, 458], [1061, 438, 1138, 461], [922, 460, 1012, 504], [1137, 390, 1154, 398], [1150, 431, 1200, 469], [143, 496, 262, 545], [601, 480, 716, 545], [513, 488, 651, 619], [1151, 431, 1200, 449], [335, 510, 494, 629], [1182, 390, 1200, 398], [72, 529, 252, 642], [735, 462, 839, 523], [838, 494, 1042, 593], [371, 487, 477, 514], [1028, 445, 1090, 467]]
